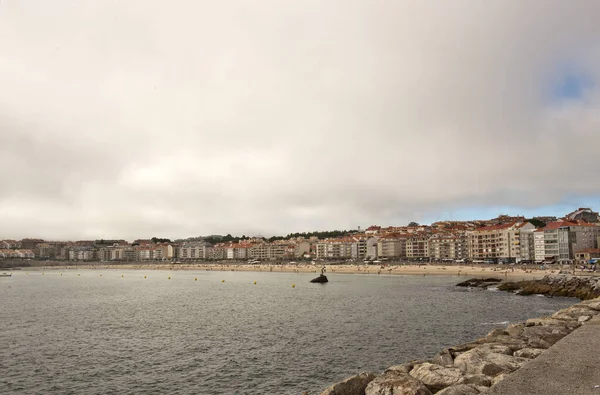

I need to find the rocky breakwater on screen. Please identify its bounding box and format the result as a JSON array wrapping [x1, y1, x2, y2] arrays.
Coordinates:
[[495, 274, 600, 300], [316, 297, 600, 395]]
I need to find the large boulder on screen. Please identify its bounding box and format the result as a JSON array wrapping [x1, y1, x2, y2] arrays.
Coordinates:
[[491, 372, 510, 385], [365, 371, 432, 395], [552, 306, 599, 321], [463, 374, 491, 387], [513, 348, 544, 359], [520, 326, 568, 348], [385, 361, 419, 374], [310, 274, 329, 283], [431, 349, 454, 367], [456, 278, 502, 288], [453, 347, 527, 376], [320, 372, 377, 395], [435, 384, 481, 395], [409, 363, 465, 391], [475, 336, 527, 352], [580, 300, 600, 311]]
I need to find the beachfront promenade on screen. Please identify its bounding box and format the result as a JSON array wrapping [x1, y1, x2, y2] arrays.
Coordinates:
[[488, 315, 600, 395]]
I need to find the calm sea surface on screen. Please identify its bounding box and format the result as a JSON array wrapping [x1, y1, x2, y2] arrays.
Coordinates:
[[1, 270, 576, 394]]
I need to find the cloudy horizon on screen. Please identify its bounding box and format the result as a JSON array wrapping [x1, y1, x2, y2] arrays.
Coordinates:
[[1, 1, 600, 241]]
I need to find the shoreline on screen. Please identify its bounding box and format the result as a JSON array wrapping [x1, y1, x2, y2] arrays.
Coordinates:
[[11, 262, 571, 280], [318, 275, 600, 395]]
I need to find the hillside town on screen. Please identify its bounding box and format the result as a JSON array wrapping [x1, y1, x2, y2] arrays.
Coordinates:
[[2, 208, 600, 265]]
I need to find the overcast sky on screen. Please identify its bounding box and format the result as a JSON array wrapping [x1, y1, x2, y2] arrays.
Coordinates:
[[1, 1, 599, 241]]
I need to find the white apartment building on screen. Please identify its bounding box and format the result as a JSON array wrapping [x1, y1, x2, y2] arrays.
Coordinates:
[[429, 233, 467, 261], [315, 238, 354, 259], [377, 236, 406, 258], [467, 222, 535, 262], [179, 242, 210, 260], [519, 228, 536, 261], [534, 230, 545, 262], [406, 235, 429, 259]]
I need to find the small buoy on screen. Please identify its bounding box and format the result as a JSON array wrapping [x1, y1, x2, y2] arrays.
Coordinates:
[[100, 274, 102, 277], [26, 272, 28, 274], [168, 276, 171, 280], [221, 279, 225, 283], [121, 274, 124, 278], [194, 278, 197, 281], [254, 281, 256, 285], [78, 274, 80, 276], [60, 273, 63, 276], [292, 283, 295, 288], [42, 273, 44, 275]]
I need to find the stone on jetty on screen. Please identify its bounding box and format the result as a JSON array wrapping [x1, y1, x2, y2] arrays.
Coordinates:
[[365, 371, 432, 395], [320, 372, 377, 395], [431, 349, 454, 367], [513, 348, 544, 359], [435, 384, 480, 395], [496, 274, 600, 300], [409, 363, 464, 391], [453, 348, 527, 376]]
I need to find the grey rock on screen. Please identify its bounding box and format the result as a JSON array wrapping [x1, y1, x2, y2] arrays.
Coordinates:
[[578, 315, 591, 322], [513, 348, 544, 359], [583, 301, 600, 311], [365, 371, 432, 395], [504, 323, 524, 337], [454, 347, 527, 376], [474, 344, 513, 356], [552, 307, 599, 321], [431, 349, 454, 367], [409, 362, 464, 391], [435, 384, 481, 395], [385, 362, 415, 374], [320, 372, 377, 395], [463, 374, 492, 387], [491, 372, 510, 386], [486, 328, 506, 338]]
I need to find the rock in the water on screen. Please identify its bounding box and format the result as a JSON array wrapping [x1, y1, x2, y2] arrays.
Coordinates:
[[409, 363, 464, 391], [310, 274, 329, 283], [454, 347, 527, 376], [365, 371, 432, 395], [320, 372, 377, 395], [456, 278, 502, 288]]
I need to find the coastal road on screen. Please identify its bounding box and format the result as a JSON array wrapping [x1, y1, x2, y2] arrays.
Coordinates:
[[487, 315, 600, 395]]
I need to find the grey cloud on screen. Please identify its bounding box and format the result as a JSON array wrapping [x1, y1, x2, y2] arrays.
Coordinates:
[[1, 0, 600, 240]]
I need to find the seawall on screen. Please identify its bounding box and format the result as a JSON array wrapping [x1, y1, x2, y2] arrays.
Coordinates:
[[316, 275, 600, 395]]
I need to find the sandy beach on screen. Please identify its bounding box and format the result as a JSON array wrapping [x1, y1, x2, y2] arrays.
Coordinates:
[[19, 262, 583, 280]]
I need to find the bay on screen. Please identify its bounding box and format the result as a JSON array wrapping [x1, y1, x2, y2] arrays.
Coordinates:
[[0, 270, 576, 394]]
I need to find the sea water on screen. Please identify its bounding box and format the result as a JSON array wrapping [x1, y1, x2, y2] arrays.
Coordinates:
[[0, 270, 577, 394]]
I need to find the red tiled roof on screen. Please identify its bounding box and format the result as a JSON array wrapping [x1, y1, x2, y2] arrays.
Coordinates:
[[474, 222, 519, 232], [580, 248, 600, 254]]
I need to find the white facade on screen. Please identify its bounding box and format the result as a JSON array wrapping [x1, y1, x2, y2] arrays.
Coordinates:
[[534, 231, 545, 262]]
